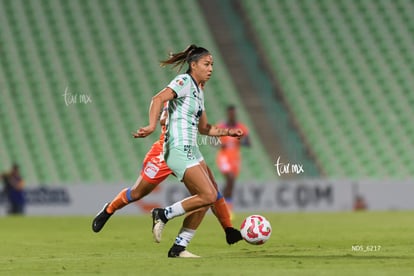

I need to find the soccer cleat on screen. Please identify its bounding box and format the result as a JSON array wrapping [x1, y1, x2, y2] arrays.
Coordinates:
[[168, 244, 200, 258], [151, 208, 168, 243], [225, 227, 243, 244], [176, 250, 200, 258], [92, 203, 113, 233]]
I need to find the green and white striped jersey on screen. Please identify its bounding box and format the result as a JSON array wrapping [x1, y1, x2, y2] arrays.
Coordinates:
[[165, 74, 205, 147]]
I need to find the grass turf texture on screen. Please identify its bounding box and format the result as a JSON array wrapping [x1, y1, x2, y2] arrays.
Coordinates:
[[0, 211, 413, 275]]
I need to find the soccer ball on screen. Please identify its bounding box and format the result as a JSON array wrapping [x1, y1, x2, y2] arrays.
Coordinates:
[[240, 215, 272, 245]]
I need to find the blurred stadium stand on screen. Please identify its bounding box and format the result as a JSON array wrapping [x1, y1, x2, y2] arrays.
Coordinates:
[[2, 0, 413, 185], [200, 0, 321, 178], [0, 0, 274, 184], [241, 0, 414, 179]]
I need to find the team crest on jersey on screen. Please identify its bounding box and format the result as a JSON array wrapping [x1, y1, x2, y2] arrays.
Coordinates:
[[176, 79, 184, 86]]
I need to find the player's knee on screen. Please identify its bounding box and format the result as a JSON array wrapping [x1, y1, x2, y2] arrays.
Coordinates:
[[197, 190, 216, 206]]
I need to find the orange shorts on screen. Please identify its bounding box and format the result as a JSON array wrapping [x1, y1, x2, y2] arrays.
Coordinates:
[[140, 142, 173, 184], [216, 153, 241, 177]]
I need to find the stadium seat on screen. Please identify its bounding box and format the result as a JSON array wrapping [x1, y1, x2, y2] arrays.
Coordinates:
[[242, 0, 414, 178], [0, 0, 274, 184]]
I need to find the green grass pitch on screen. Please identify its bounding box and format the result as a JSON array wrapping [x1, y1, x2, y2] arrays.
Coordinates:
[[0, 211, 413, 275]]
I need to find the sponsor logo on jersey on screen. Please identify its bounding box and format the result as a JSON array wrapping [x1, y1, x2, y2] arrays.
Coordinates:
[[144, 162, 160, 178]]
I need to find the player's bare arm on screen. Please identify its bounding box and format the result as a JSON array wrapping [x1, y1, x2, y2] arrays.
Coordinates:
[[198, 111, 243, 138], [133, 88, 176, 138]]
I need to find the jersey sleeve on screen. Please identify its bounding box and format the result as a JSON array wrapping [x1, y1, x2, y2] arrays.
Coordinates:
[[167, 74, 191, 98]]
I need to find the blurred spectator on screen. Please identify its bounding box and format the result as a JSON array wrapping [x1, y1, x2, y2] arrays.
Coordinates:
[[2, 164, 26, 215], [353, 195, 367, 211], [216, 105, 250, 213]]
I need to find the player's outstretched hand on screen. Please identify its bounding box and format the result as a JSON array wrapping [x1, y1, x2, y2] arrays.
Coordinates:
[[228, 128, 244, 139], [225, 227, 243, 245], [132, 125, 155, 138]]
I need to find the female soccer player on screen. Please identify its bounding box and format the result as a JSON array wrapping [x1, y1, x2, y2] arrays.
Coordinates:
[[93, 102, 241, 257], [216, 105, 250, 213], [135, 44, 244, 257]]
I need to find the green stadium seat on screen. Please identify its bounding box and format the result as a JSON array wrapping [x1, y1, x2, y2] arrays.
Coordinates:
[[242, 0, 414, 178], [0, 0, 274, 184]]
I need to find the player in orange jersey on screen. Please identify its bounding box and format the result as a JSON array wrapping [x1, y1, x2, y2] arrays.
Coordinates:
[[216, 105, 251, 212]]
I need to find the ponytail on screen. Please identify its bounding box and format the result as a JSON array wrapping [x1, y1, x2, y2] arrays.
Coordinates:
[[160, 44, 210, 72]]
